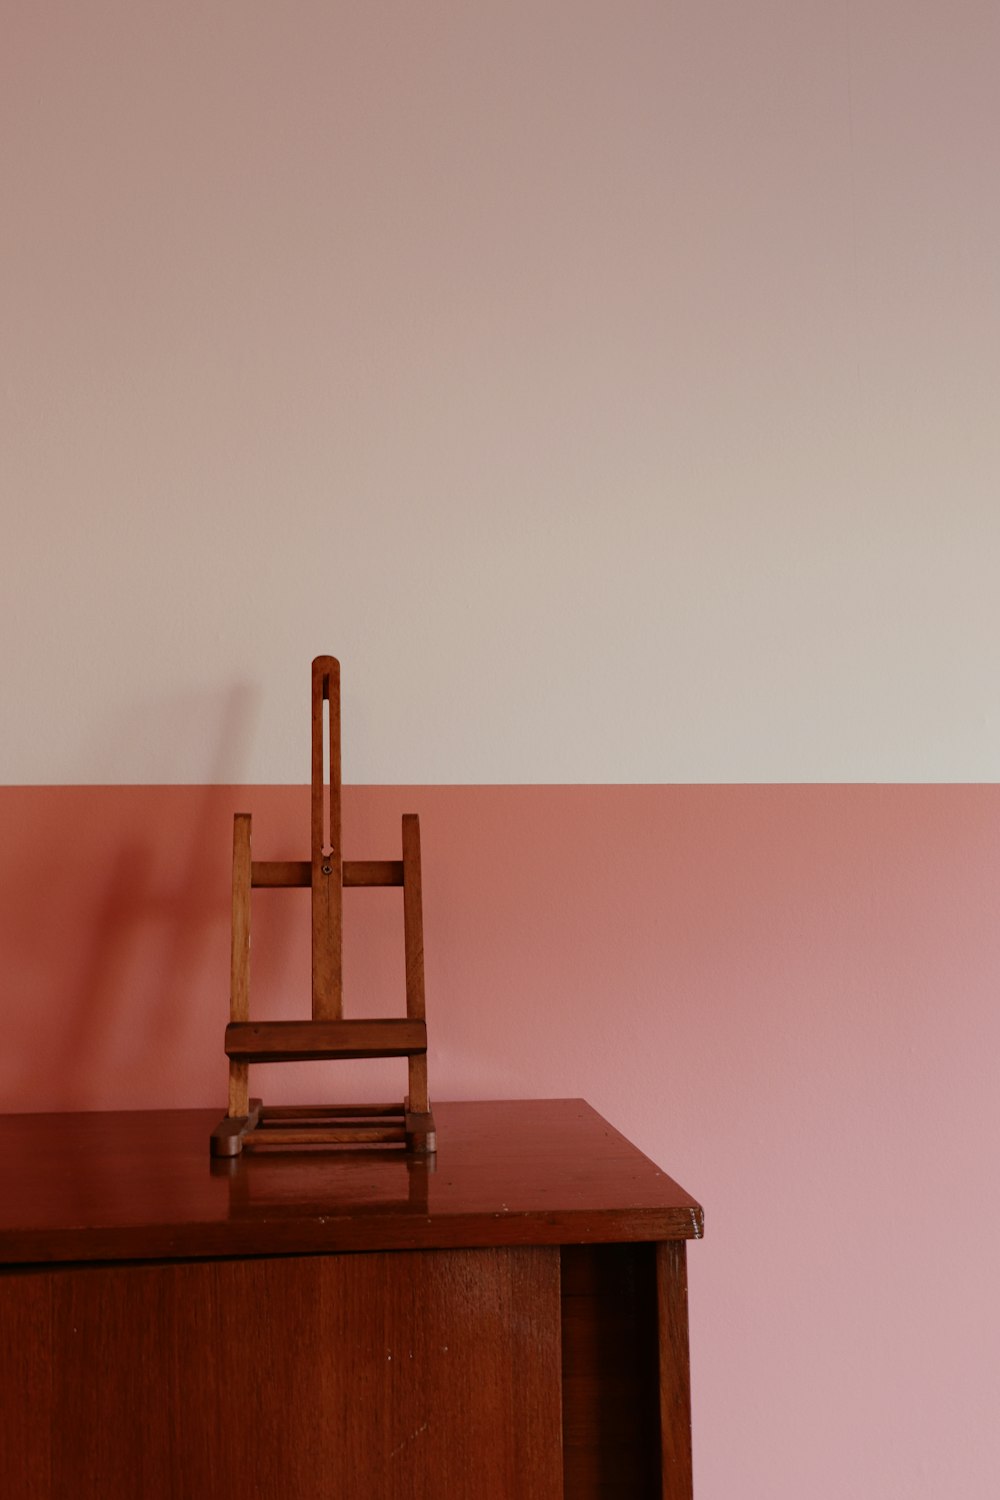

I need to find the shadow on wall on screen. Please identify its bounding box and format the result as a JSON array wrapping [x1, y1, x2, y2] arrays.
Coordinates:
[[2, 684, 263, 1112]]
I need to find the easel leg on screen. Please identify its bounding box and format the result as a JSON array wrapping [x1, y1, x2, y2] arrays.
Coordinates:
[[228, 1060, 249, 1120], [408, 1052, 429, 1115], [229, 813, 252, 1119]]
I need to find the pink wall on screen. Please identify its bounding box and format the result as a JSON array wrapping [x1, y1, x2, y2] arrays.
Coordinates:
[[3, 781, 998, 1496]]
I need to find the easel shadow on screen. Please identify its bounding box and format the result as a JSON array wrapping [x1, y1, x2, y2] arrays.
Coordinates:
[[14, 683, 261, 1111]]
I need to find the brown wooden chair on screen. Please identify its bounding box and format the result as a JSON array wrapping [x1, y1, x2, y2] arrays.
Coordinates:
[[210, 656, 435, 1156]]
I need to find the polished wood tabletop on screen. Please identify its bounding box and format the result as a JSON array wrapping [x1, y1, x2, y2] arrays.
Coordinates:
[[0, 1098, 703, 1265]]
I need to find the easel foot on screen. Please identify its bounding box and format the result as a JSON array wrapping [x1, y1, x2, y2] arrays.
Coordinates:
[[210, 1099, 263, 1158], [209, 1100, 436, 1156]]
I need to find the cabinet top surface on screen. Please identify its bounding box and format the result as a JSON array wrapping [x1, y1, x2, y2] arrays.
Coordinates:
[[0, 1100, 702, 1266]]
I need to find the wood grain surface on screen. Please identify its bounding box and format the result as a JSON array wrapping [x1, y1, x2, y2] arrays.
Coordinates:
[[0, 1101, 700, 1499], [0, 1246, 563, 1500], [0, 1100, 704, 1266]]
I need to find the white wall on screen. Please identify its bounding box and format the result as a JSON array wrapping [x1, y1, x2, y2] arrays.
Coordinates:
[[4, 0, 999, 784]]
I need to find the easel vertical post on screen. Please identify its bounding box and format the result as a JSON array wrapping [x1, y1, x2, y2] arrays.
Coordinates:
[[228, 812, 252, 1118], [311, 656, 343, 1019], [402, 813, 429, 1113]]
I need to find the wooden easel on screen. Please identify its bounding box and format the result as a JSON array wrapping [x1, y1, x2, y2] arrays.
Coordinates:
[[210, 656, 435, 1157]]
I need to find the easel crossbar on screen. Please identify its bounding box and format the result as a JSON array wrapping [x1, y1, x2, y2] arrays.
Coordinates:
[[251, 860, 404, 888], [225, 1019, 427, 1064]]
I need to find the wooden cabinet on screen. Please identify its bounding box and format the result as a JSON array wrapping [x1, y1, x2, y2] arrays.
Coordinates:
[[0, 1100, 702, 1499]]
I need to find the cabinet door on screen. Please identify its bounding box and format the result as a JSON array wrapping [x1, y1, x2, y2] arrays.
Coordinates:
[[1, 1246, 563, 1500]]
